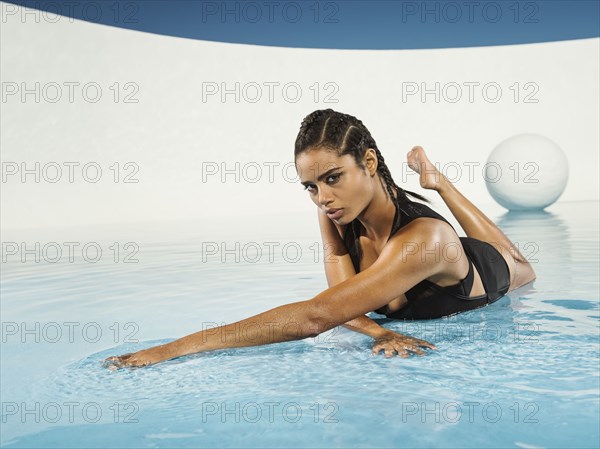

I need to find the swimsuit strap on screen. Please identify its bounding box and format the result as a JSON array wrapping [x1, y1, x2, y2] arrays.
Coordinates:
[[458, 254, 475, 297], [344, 198, 471, 286]]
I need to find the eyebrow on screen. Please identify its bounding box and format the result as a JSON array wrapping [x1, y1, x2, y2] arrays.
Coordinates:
[[300, 166, 342, 186]]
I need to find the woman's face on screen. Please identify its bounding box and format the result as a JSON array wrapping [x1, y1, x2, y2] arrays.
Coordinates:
[[295, 147, 378, 225]]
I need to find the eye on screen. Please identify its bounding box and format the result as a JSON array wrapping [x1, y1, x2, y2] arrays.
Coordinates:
[[326, 173, 340, 184], [302, 173, 341, 192]]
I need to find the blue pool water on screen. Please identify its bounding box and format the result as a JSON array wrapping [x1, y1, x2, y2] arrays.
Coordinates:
[[1, 200, 599, 448]]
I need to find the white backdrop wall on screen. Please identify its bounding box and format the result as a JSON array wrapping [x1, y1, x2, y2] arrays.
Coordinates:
[[2, 10, 599, 231]]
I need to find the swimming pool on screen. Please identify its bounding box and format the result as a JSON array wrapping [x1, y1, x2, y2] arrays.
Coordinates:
[[1, 200, 598, 448]]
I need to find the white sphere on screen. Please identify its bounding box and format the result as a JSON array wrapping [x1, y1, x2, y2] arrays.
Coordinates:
[[484, 134, 568, 210]]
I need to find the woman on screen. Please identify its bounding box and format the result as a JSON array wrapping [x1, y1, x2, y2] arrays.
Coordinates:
[[104, 109, 536, 369]]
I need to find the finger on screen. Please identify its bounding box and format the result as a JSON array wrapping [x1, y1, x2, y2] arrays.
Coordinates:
[[103, 355, 125, 365], [105, 353, 132, 363], [409, 347, 426, 356], [392, 342, 424, 357], [113, 355, 135, 365], [102, 359, 117, 368], [386, 342, 409, 358], [415, 339, 437, 350], [102, 359, 124, 371], [397, 349, 409, 358]]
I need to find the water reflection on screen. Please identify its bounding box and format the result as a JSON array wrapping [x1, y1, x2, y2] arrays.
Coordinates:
[[496, 207, 598, 329], [496, 209, 571, 289]]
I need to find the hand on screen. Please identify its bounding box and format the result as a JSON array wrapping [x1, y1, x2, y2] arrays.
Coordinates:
[[103, 345, 172, 370], [371, 330, 436, 358]]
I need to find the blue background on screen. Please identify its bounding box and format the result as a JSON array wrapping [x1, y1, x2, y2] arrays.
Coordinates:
[[5, 0, 600, 49]]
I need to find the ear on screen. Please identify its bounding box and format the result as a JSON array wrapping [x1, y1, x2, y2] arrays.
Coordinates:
[[364, 148, 378, 175]]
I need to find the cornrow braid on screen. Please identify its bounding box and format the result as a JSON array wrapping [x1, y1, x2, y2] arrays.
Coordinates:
[[299, 108, 327, 130], [295, 108, 333, 150], [331, 115, 346, 147], [294, 108, 429, 205], [372, 146, 429, 204]]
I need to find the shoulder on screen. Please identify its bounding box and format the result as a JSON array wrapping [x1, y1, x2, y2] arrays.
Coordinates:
[[384, 217, 457, 268], [392, 215, 455, 244]]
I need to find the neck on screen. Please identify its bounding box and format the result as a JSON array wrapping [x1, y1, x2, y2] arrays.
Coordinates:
[[355, 180, 399, 243]]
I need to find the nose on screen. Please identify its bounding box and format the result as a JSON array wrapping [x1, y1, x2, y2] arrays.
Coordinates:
[[317, 185, 333, 207]]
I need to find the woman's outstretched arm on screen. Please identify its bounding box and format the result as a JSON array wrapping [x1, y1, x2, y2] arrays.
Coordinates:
[[103, 221, 442, 369]]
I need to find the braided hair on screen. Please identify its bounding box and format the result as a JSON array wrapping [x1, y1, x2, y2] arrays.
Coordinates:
[[294, 109, 430, 269], [294, 108, 429, 206]]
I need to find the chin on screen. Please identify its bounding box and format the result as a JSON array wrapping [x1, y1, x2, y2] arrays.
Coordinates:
[[337, 214, 353, 225]]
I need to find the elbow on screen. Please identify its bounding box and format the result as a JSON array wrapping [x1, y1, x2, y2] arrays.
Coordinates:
[[301, 300, 341, 339]]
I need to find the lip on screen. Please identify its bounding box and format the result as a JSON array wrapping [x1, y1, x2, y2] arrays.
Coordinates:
[[326, 208, 343, 219]]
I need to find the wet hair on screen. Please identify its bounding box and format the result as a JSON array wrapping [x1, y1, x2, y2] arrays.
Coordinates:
[[294, 108, 429, 208]]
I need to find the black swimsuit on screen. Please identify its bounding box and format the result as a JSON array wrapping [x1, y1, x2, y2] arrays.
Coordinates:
[[343, 197, 511, 320]]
